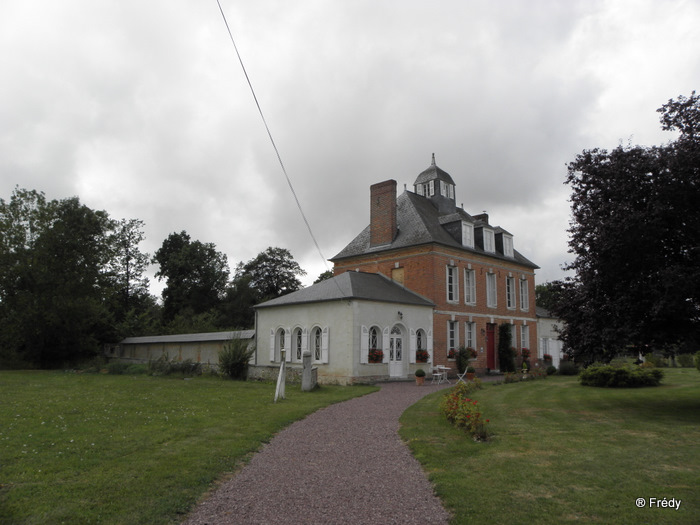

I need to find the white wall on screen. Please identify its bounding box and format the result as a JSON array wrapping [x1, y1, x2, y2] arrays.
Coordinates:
[[255, 299, 434, 384]]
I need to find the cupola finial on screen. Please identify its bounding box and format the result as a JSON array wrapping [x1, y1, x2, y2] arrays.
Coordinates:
[[431, 153, 436, 166]]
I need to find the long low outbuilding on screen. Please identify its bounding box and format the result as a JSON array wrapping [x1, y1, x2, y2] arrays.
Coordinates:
[[106, 330, 255, 370]]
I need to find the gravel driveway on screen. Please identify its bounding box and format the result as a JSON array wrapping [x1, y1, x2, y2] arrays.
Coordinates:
[[182, 381, 452, 525]]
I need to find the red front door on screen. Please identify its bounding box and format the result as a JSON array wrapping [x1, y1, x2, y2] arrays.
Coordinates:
[[486, 324, 496, 370]]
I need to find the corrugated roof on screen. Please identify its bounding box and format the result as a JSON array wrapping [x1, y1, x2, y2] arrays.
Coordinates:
[[120, 330, 255, 345], [255, 271, 434, 309], [332, 191, 539, 269]]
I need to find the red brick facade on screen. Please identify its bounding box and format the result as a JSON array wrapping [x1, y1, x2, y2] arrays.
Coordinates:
[[334, 245, 537, 373], [333, 168, 538, 374]]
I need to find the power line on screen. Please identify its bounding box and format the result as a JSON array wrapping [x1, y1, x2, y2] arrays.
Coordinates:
[[215, 0, 332, 280]]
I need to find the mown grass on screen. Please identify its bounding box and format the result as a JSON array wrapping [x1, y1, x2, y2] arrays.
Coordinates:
[[0, 371, 377, 524], [400, 369, 700, 525]]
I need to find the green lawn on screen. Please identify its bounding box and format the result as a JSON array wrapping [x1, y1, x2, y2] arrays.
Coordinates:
[[0, 371, 377, 524], [400, 369, 700, 525]]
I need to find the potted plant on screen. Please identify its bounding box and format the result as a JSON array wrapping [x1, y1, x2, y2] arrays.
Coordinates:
[[415, 349, 429, 363], [415, 368, 426, 386], [466, 365, 476, 381], [447, 348, 456, 359]]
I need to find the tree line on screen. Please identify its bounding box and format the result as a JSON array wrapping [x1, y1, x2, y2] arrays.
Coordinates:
[[0, 189, 309, 368]]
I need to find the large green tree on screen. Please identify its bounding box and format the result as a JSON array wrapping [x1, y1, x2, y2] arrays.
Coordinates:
[[236, 246, 306, 302], [0, 190, 115, 367], [153, 231, 230, 322], [554, 92, 700, 363]]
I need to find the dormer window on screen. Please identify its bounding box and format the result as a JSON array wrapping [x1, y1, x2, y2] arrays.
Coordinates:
[[483, 229, 495, 253], [461, 221, 474, 248], [503, 234, 514, 257]]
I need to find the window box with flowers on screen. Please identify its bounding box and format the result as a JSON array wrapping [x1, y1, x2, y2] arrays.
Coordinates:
[[521, 348, 531, 359], [467, 347, 478, 360], [543, 353, 552, 362], [416, 349, 429, 363], [368, 348, 384, 364], [447, 348, 456, 360]]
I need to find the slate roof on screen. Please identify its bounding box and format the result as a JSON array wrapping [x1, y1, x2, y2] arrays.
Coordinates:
[[120, 330, 255, 345], [414, 155, 456, 186], [254, 271, 434, 309], [332, 191, 538, 269]]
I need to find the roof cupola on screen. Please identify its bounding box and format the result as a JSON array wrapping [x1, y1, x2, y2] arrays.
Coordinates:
[[413, 153, 456, 213]]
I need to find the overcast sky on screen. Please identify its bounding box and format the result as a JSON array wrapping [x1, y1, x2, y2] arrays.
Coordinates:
[[2, 0, 699, 297]]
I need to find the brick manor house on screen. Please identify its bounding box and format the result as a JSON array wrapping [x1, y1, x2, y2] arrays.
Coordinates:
[[330, 155, 539, 373], [253, 155, 539, 383]]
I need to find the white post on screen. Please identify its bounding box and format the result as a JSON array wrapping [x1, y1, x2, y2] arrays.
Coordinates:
[[274, 350, 286, 403]]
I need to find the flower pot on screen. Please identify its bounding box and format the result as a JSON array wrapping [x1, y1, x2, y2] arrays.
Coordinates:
[[466, 372, 475, 381], [416, 376, 425, 386]]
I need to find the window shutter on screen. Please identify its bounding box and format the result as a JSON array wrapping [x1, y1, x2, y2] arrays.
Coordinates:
[[416, 184, 424, 196], [409, 329, 417, 364], [427, 329, 433, 363], [269, 329, 275, 362], [284, 328, 292, 362], [360, 326, 369, 364], [428, 180, 434, 196], [382, 327, 390, 363], [321, 327, 329, 364]]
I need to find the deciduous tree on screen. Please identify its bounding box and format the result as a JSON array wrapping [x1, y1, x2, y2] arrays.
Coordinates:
[[153, 231, 229, 322], [555, 92, 700, 362]]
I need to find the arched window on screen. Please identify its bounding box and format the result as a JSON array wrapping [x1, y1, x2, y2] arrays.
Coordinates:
[[293, 328, 303, 361], [368, 326, 383, 363], [279, 328, 286, 352], [415, 328, 428, 363], [312, 327, 322, 362], [369, 327, 379, 350]]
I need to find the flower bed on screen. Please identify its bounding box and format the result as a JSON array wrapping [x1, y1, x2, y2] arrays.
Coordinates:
[[439, 382, 489, 441]]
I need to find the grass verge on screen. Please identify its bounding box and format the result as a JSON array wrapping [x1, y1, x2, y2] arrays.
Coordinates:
[[0, 371, 377, 524], [400, 369, 700, 524]]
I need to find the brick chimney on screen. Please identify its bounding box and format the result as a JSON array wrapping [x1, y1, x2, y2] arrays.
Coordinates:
[[370, 180, 397, 247]]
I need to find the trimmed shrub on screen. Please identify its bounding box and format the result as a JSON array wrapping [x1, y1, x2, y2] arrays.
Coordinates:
[[579, 364, 663, 388], [558, 361, 580, 376], [546, 365, 557, 375], [498, 324, 516, 373], [219, 338, 255, 380], [455, 347, 470, 375]]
